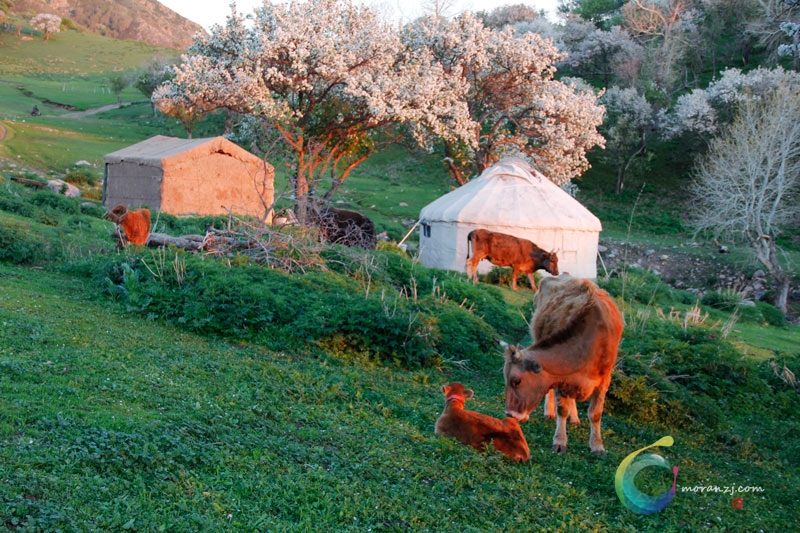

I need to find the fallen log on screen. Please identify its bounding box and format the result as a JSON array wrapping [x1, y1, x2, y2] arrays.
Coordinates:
[[145, 232, 205, 251]]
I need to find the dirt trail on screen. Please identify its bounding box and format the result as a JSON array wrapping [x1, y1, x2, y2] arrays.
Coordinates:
[[62, 102, 131, 118]]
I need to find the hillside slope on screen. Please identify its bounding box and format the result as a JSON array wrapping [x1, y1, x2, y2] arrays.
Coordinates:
[[9, 0, 204, 49]]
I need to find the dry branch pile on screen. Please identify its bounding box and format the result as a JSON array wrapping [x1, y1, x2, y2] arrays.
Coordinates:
[[115, 219, 326, 274]]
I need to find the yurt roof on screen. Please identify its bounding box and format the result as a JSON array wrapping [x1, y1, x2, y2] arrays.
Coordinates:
[[420, 157, 601, 232], [104, 135, 262, 167]]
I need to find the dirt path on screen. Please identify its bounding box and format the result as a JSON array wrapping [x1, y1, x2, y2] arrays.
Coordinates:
[[62, 102, 132, 118], [0, 122, 6, 141]]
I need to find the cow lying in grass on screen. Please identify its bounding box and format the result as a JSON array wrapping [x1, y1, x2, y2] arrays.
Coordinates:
[[435, 382, 529, 462], [106, 204, 151, 246]]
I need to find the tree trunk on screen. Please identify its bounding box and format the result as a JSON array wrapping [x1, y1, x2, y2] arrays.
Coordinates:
[[754, 235, 790, 315]]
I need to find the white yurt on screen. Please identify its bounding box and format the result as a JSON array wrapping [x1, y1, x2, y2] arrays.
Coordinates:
[[418, 157, 602, 279]]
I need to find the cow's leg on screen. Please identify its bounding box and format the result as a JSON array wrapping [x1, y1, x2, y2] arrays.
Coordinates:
[[568, 398, 580, 425], [543, 389, 556, 419], [511, 267, 519, 291], [527, 272, 537, 292], [552, 391, 570, 453], [465, 255, 480, 284], [587, 388, 608, 454]]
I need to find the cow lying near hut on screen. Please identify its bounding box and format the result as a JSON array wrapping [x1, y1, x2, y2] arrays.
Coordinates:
[[314, 206, 377, 249], [106, 204, 151, 246], [466, 229, 558, 291], [435, 382, 530, 462], [502, 274, 623, 454]]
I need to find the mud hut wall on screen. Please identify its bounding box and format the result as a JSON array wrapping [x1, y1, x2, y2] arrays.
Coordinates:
[[103, 162, 163, 210], [159, 152, 274, 219]]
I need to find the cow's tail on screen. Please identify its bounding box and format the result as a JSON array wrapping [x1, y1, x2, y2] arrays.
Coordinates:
[[466, 230, 474, 259]]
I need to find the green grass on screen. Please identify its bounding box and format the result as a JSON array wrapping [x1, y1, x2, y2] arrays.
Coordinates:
[[0, 185, 798, 531], [0, 27, 799, 531]]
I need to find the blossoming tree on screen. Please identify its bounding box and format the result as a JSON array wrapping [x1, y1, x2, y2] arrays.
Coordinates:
[[403, 12, 605, 185], [30, 13, 61, 41], [153, 0, 473, 220]]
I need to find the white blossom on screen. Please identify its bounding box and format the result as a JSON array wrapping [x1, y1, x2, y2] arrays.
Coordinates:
[[30, 13, 61, 40]]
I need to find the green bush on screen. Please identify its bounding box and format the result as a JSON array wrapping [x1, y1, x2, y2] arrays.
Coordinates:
[[701, 289, 743, 311], [29, 190, 80, 215], [757, 301, 786, 327], [63, 167, 97, 187], [0, 223, 50, 264], [95, 252, 506, 368]]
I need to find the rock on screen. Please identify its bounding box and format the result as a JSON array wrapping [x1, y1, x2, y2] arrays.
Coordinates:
[[47, 179, 81, 197], [399, 202, 408, 207], [645, 249, 655, 256], [753, 270, 766, 278], [659, 255, 669, 261], [598, 245, 608, 253], [75, 160, 93, 166]]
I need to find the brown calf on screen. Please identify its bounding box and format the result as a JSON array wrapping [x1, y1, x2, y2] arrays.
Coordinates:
[[107, 204, 151, 246], [435, 382, 529, 462], [466, 229, 558, 291]]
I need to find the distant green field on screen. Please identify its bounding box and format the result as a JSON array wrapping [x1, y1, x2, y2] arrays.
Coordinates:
[[0, 28, 179, 76]]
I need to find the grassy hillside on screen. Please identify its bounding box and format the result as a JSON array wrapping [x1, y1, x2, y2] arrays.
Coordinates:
[[0, 181, 798, 531], [1, 27, 799, 531]]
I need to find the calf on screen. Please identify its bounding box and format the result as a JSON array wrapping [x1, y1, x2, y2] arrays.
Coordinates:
[[106, 204, 151, 246], [435, 382, 529, 462], [466, 229, 558, 291]]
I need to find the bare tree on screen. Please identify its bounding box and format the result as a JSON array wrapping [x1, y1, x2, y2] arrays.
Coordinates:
[[751, 0, 800, 71], [421, 0, 458, 18], [691, 84, 800, 314]]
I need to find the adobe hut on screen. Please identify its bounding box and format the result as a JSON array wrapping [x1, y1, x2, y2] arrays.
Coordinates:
[[103, 135, 274, 222], [418, 157, 602, 279]]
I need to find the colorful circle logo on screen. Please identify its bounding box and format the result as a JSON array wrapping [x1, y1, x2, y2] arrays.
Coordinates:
[[615, 435, 679, 514]]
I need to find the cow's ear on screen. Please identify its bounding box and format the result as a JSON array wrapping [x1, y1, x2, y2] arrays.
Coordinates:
[[464, 389, 475, 399], [523, 358, 542, 374], [510, 345, 523, 363]]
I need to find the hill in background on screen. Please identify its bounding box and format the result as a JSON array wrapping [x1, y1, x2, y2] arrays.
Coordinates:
[[7, 0, 204, 49]]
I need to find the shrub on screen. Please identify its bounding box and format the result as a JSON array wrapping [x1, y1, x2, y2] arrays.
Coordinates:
[[701, 289, 743, 311], [756, 301, 786, 327], [63, 167, 97, 187], [29, 190, 80, 214], [0, 223, 50, 264], [93, 249, 513, 369]]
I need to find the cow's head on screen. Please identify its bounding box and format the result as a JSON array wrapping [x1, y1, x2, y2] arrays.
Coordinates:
[[442, 382, 474, 404], [544, 250, 559, 275], [500, 341, 548, 422]]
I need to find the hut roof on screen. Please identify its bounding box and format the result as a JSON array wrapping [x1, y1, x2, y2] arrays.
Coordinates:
[[104, 135, 262, 167]]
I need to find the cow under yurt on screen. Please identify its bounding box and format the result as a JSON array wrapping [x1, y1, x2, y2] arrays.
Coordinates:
[[103, 135, 274, 222], [418, 157, 601, 279]]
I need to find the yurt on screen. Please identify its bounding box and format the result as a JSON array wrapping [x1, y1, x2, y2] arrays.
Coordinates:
[[103, 135, 274, 221], [418, 157, 601, 279]]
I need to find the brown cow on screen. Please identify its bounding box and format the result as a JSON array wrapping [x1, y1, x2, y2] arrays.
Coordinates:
[[502, 274, 623, 454], [466, 229, 558, 291], [106, 204, 151, 246], [435, 382, 530, 462]]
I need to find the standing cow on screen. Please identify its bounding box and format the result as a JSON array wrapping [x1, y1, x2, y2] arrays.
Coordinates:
[[466, 229, 558, 291], [106, 204, 151, 246], [502, 274, 623, 454]]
